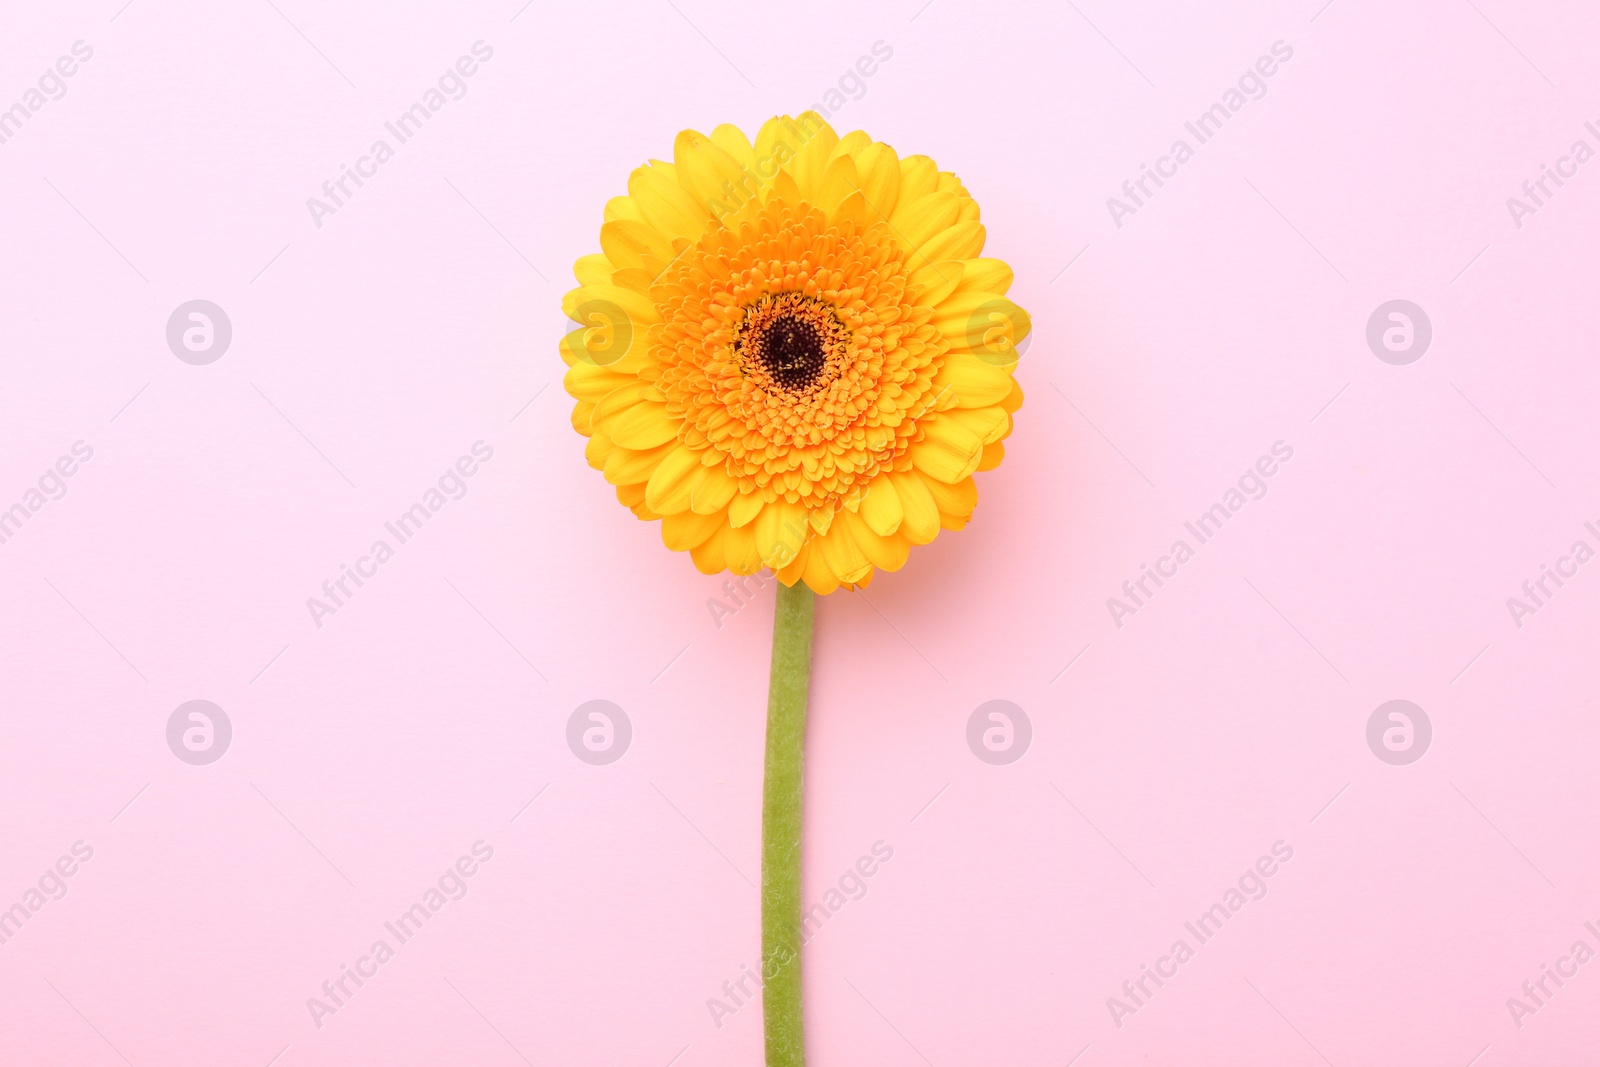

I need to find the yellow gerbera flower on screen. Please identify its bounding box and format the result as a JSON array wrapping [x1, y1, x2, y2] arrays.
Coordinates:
[[561, 112, 1029, 595]]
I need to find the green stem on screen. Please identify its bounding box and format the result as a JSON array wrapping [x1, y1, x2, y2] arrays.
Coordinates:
[[762, 580, 815, 1067]]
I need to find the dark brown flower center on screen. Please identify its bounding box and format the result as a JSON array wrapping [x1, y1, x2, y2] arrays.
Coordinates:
[[756, 312, 826, 388], [735, 292, 846, 394]]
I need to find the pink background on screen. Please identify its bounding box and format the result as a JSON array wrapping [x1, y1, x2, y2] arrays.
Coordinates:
[[3, 0, 1598, 1063]]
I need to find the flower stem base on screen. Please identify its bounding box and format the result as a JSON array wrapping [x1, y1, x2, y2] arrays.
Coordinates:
[[762, 580, 815, 1067]]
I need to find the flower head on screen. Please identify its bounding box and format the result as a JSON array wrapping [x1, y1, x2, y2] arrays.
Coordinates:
[[562, 113, 1029, 594]]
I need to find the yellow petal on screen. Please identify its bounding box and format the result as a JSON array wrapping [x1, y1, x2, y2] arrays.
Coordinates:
[[831, 189, 870, 233], [828, 130, 872, 163], [600, 218, 674, 273], [603, 196, 646, 224], [889, 471, 940, 545], [689, 523, 727, 573], [558, 330, 583, 369], [784, 112, 838, 201], [946, 405, 1010, 445], [896, 155, 940, 207], [774, 541, 810, 587], [591, 379, 663, 426], [674, 129, 748, 222], [609, 267, 652, 294], [817, 154, 861, 217], [893, 191, 962, 254], [710, 123, 755, 170], [858, 473, 903, 536], [923, 474, 978, 524], [977, 440, 1005, 471], [571, 400, 595, 435], [689, 466, 738, 515], [628, 161, 710, 245], [644, 445, 702, 514], [584, 432, 611, 470], [563, 359, 633, 404], [916, 219, 986, 263], [954, 258, 1013, 295], [561, 283, 659, 327], [767, 168, 804, 209], [839, 509, 910, 573], [935, 292, 1031, 368], [574, 254, 612, 286], [754, 116, 797, 183], [562, 322, 646, 375], [909, 260, 963, 308], [603, 440, 675, 485], [911, 415, 984, 483], [932, 352, 1016, 408], [853, 141, 900, 220], [755, 498, 809, 569], [662, 508, 723, 551], [723, 521, 764, 574], [800, 541, 842, 595], [815, 519, 872, 586], [607, 402, 678, 450], [1001, 380, 1024, 414], [729, 490, 764, 528]]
